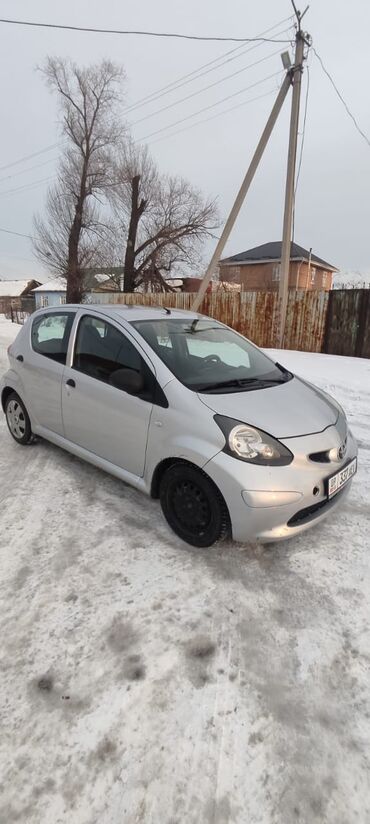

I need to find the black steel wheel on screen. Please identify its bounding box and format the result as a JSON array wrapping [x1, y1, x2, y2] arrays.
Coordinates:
[[5, 392, 33, 445], [160, 462, 229, 547]]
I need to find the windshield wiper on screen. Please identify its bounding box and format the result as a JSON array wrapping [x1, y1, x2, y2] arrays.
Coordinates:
[[195, 377, 287, 392]]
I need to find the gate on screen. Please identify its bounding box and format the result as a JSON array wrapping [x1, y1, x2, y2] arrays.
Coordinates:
[[323, 289, 370, 359]]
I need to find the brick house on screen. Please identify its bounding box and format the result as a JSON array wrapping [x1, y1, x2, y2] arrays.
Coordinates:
[[219, 242, 338, 291]]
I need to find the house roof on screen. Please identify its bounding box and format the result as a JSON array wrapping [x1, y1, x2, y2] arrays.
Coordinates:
[[32, 278, 67, 293], [0, 279, 39, 297], [221, 242, 338, 271], [32, 273, 116, 293]]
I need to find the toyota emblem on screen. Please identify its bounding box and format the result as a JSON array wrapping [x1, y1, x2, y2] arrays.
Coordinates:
[[338, 439, 347, 461]]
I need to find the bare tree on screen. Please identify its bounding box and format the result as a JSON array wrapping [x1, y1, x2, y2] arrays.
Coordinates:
[[107, 140, 219, 292], [33, 58, 124, 302]]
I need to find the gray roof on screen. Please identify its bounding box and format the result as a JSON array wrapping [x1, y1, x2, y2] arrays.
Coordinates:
[[221, 242, 338, 271]]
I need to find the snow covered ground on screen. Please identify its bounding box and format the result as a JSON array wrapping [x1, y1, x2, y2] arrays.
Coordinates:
[[0, 314, 370, 824]]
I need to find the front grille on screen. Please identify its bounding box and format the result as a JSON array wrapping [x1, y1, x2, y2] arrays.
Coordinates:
[[287, 486, 347, 527]]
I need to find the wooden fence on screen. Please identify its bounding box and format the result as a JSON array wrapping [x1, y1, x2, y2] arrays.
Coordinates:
[[92, 289, 330, 353]]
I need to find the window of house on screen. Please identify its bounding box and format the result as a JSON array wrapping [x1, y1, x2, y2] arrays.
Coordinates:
[[59, 295, 66, 305], [322, 271, 327, 285], [310, 266, 316, 284], [73, 314, 153, 401], [40, 295, 49, 308], [272, 265, 281, 281], [31, 312, 75, 364]]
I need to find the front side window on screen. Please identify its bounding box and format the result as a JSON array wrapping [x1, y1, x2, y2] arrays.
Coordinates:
[[31, 313, 75, 364], [133, 318, 292, 394], [311, 266, 316, 284], [73, 314, 153, 401], [59, 296, 66, 305], [40, 295, 49, 308], [272, 265, 281, 281]]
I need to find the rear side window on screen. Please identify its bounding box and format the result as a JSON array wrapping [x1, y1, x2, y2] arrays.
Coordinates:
[[31, 313, 75, 364]]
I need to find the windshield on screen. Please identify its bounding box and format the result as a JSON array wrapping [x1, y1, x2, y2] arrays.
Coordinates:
[[132, 318, 292, 393]]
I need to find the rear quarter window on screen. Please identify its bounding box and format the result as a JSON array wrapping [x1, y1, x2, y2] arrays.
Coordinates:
[[31, 313, 75, 364]]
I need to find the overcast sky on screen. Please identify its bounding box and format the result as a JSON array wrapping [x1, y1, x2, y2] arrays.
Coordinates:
[[0, 0, 369, 281]]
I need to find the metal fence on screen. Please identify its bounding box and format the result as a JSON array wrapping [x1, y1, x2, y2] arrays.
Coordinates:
[[92, 289, 330, 353]]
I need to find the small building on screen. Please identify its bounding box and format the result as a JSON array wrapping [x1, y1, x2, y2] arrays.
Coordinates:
[[0, 278, 41, 314], [32, 273, 118, 309], [32, 278, 68, 309], [219, 242, 338, 292]]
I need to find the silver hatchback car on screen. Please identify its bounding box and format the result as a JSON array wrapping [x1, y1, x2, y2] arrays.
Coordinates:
[[1, 305, 357, 547]]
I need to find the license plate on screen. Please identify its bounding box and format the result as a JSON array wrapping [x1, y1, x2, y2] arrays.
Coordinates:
[[327, 457, 357, 499]]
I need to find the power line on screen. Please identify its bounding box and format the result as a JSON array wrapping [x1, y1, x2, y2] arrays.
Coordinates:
[[0, 86, 279, 199], [131, 47, 283, 126], [0, 175, 57, 197], [123, 17, 294, 114], [0, 22, 292, 178], [137, 70, 282, 142], [0, 17, 292, 43], [146, 87, 278, 147], [0, 73, 283, 198], [295, 64, 309, 191], [0, 227, 34, 240], [0, 155, 59, 184], [313, 48, 370, 149], [292, 65, 310, 241], [0, 141, 63, 173]]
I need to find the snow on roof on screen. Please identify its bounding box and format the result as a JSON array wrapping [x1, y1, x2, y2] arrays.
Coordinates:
[[32, 278, 67, 293], [93, 273, 110, 284], [0, 279, 33, 297]]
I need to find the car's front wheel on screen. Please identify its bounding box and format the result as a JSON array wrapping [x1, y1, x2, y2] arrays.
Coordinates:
[[159, 462, 230, 547], [5, 392, 33, 445]]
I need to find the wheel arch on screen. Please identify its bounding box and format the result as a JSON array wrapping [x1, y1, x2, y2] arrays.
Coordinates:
[[151, 457, 230, 523], [1, 386, 17, 412]]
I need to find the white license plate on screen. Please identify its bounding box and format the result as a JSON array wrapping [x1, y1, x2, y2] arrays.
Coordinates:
[[327, 457, 357, 499]]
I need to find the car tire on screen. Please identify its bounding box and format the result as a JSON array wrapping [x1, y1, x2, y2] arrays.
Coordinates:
[[5, 392, 33, 445], [159, 462, 230, 547]]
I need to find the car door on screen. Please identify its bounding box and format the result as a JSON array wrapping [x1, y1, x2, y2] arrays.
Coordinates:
[[61, 312, 154, 477], [21, 310, 76, 435]]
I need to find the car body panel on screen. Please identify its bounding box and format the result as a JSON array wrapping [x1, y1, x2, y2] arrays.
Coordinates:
[[204, 427, 357, 542], [197, 375, 339, 438], [61, 366, 153, 477], [7, 309, 77, 436]]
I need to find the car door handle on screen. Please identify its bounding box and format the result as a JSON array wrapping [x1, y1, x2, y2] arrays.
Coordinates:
[[16, 354, 24, 362], [66, 378, 76, 388]]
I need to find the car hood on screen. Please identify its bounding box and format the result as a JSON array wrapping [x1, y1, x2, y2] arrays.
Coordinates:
[[197, 376, 339, 438]]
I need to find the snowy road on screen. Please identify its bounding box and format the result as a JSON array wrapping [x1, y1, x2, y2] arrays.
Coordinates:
[[0, 315, 370, 824]]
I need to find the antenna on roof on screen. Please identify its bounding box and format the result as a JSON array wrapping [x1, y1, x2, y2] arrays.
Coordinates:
[[163, 306, 171, 315]]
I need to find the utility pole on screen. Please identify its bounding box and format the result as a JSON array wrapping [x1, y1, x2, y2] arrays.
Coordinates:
[[191, 73, 292, 313], [277, 5, 310, 346]]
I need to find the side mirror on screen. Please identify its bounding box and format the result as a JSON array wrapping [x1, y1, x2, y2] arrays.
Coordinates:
[[110, 368, 144, 394]]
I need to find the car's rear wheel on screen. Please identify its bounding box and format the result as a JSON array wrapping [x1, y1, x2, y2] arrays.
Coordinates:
[[5, 392, 33, 445], [159, 462, 229, 547]]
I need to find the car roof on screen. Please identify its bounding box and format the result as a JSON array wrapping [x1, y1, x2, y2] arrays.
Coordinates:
[[36, 304, 203, 322]]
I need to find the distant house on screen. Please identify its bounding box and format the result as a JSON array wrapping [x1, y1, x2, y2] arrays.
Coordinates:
[[0, 278, 41, 314], [32, 273, 118, 309], [163, 277, 213, 294], [219, 242, 338, 292]]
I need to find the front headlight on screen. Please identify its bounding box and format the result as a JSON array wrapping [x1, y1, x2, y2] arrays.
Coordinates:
[[215, 415, 293, 466]]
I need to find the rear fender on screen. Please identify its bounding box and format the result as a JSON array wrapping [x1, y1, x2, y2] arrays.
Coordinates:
[[1, 369, 26, 411]]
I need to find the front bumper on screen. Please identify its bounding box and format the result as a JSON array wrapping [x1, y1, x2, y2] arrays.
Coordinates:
[[204, 426, 358, 543]]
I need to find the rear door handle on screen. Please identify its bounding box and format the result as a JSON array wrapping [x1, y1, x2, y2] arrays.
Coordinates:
[[16, 354, 24, 362], [66, 378, 76, 388]]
